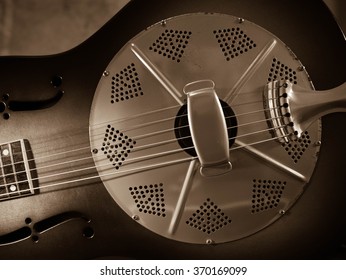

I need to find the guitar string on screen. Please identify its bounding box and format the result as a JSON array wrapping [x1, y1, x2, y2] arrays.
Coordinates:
[[26, 89, 279, 152], [0, 116, 284, 184], [0, 133, 290, 200], [3, 95, 283, 166], [0, 104, 287, 188], [123, 115, 280, 152], [25, 99, 267, 158], [0, 116, 284, 182], [88, 91, 282, 139], [82, 105, 275, 155], [0, 90, 286, 188], [0, 102, 285, 176], [75, 89, 275, 131], [0, 115, 287, 188], [24, 77, 286, 153]]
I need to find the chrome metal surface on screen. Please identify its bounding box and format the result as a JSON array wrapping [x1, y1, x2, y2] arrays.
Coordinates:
[[265, 80, 346, 140], [89, 13, 321, 244], [184, 80, 232, 176]]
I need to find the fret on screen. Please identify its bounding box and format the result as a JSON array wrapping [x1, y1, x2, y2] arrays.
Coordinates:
[[12, 141, 30, 194], [0, 163, 7, 198], [0, 139, 36, 201], [18, 140, 33, 195], [1, 143, 17, 197]]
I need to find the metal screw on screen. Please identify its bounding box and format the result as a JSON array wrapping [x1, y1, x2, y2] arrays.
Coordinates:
[[238, 18, 245, 23], [279, 209, 286, 215], [206, 239, 214, 245], [314, 140, 322, 146], [103, 71, 110, 77], [132, 215, 139, 221], [298, 65, 305, 71], [92, 148, 98, 154], [160, 20, 167, 26]]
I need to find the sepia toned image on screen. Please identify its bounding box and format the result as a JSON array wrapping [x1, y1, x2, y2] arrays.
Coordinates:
[[0, 0, 345, 261]]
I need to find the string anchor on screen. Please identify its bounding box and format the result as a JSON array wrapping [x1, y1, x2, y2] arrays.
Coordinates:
[[184, 80, 232, 177], [264, 80, 346, 143]]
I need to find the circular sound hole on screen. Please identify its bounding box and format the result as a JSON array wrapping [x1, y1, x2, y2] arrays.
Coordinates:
[[174, 99, 237, 157]]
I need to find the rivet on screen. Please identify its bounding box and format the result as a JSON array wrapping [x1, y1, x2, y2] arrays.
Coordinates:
[[92, 148, 98, 154], [238, 18, 245, 23], [279, 209, 286, 215], [103, 71, 110, 77], [206, 239, 214, 245], [132, 215, 139, 221], [160, 20, 167, 26], [314, 141, 322, 146], [298, 65, 305, 71]]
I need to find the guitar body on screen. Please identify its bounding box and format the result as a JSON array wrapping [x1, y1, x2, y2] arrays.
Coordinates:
[[0, 0, 345, 259]]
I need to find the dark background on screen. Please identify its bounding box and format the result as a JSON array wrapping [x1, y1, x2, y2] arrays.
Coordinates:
[[0, 0, 344, 56]]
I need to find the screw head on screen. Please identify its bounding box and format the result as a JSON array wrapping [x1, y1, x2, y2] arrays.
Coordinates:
[[132, 215, 139, 221], [279, 209, 286, 215], [92, 148, 98, 154], [103, 71, 110, 77], [238, 18, 245, 23], [206, 239, 214, 245], [315, 141, 322, 146]]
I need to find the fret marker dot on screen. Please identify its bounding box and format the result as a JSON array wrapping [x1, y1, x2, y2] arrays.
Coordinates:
[[10, 185, 17, 192], [2, 149, 9, 156]]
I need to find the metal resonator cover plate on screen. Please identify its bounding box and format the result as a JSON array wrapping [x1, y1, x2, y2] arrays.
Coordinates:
[[89, 13, 321, 244]]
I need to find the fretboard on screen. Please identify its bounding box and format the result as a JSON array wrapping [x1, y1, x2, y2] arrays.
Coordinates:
[[0, 139, 36, 201]]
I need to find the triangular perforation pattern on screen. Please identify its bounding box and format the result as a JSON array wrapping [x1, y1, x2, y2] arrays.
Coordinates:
[[186, 198, 232, 235], [111, 63, 144, 103], [101, 125, 136, 170], [213, 27, 257, 61], [129, 183, 166, 217], [149, 29, 192, 63], [251, 179, 286, 214], [281, 131, 312, 163], [268, 58, 297, 84]]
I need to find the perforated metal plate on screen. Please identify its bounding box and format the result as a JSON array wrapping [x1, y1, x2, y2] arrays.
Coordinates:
[[89, 13, 321, 244]]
